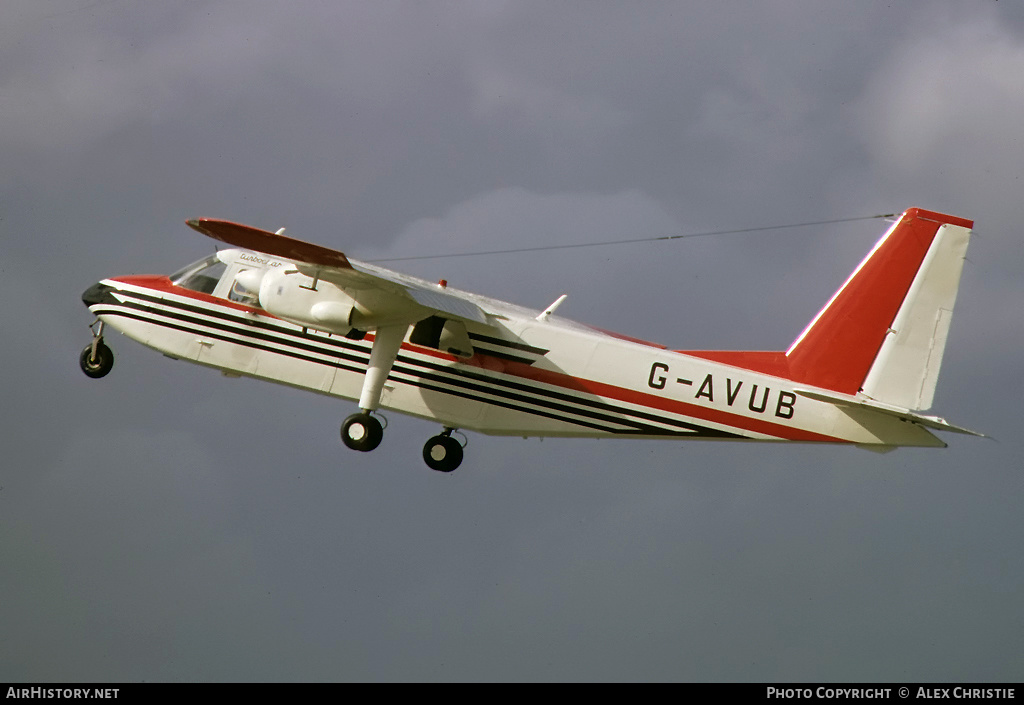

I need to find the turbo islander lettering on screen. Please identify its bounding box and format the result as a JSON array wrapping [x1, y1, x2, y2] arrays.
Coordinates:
[[648, 362, 796, 419]]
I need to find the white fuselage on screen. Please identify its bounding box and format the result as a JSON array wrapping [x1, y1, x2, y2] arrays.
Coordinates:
[[85, 253, 944, 448]]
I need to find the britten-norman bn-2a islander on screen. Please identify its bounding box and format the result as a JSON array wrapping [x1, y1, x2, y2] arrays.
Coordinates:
[[80, 208, 982, 472]]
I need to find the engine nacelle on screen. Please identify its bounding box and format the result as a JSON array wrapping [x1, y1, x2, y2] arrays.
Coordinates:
[[234, 267, 266, 294], [258, 268, 358, 334]]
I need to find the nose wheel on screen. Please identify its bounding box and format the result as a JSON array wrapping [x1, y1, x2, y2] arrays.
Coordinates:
[[79, 321, 114, 378], [423, 430, 464, 473]]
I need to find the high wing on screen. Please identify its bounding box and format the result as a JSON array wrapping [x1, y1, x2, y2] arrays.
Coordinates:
[[185, 217, 489, 416], [185, 218, 488, 324]]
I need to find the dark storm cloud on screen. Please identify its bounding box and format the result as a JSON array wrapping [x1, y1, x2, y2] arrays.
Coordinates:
[[2, 0, 1021, 681]]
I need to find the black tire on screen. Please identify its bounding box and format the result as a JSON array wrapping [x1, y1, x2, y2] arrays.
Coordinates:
[[79, 342, 114, 378], [341, 413, 383, 452], [422, 434, 463, 473]]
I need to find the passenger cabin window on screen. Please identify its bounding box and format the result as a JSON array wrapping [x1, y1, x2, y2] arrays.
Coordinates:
[[170, 255, 227, 295]]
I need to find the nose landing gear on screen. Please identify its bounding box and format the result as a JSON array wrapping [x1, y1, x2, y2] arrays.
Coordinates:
[[79, 321, 114, 378]]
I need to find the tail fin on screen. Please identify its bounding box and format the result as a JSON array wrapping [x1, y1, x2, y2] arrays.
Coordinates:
[[786, 208, 973, 409], [682, 208, 973, 411]]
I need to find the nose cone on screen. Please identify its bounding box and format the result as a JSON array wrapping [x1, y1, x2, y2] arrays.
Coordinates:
[[82, 281, 115, 307]]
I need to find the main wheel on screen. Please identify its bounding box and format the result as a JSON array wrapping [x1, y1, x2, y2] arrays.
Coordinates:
[[79, 342, 114, 378], [341, 412, 383, 452], [422, 434, 463, 473]]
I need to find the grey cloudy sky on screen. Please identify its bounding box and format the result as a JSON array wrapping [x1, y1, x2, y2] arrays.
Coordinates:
[[2, 0, 1022, 682]]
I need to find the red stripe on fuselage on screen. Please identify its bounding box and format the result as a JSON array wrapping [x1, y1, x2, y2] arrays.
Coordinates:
[[110, 276, 844, 442], [111, 275, 280, 318], [484, 358, 844, 442]]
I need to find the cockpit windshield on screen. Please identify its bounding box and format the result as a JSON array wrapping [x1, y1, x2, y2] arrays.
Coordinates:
[[169, 255, 227, 295]]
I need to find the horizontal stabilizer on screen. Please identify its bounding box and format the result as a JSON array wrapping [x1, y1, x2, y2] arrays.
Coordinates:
[[794, 388, 985, 437]]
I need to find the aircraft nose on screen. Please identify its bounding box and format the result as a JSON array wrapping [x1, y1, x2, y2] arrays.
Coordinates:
[[82, 281, 114, 307]]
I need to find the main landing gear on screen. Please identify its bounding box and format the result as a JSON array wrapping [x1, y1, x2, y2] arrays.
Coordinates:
[[340, 414, 466, 472], [79, 321, 114, 378], [422, 429, 464, 473], [341, 412, 384, 452], [340, 323, 466, 471]]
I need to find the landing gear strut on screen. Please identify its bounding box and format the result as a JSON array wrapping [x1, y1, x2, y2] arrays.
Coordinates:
[[79, 321, 114, 378], [338, 324, 467, 471], [341, 412, 384, 452], [339, 324, 406, 454], [423, 429, 464, 473]]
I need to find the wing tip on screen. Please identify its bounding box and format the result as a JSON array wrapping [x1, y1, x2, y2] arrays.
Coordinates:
[[185, 217, 354, 270]]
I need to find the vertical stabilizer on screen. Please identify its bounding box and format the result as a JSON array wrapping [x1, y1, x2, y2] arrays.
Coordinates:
[[785, 208, 973, 406]]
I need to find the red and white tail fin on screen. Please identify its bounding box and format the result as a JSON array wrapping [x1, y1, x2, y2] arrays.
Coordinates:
[[785, 208, 973, 409], [682, 208, 973, 411]]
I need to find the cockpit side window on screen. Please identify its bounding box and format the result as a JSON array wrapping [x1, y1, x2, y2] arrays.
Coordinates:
[[170, 255, 227, 295]]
